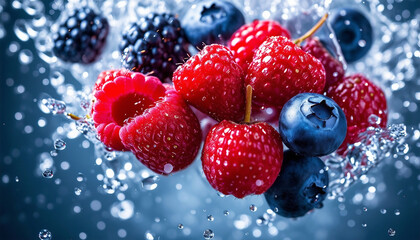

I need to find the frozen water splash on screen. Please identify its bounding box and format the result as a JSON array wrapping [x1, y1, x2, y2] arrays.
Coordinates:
[[326, 120, 408, 199]]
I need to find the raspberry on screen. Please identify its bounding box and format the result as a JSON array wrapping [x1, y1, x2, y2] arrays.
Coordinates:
[[53, 7, 109, 64], [228, 20, 291, 71], [92, 71, 167, 151], [326, 74, 388, 152], [202, 120, 283, 198], [119, 13, 190, 82], [302, 37, 345, 89], [120, 86, 202, 175], [246, 36, 326, 110], [173, 44, 245, 122]]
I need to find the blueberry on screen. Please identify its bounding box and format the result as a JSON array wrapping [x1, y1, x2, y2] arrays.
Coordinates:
[[264, 150, 329, 218], [182, 0, 245, 47], [279, 93, 347, 156], [330, 8, 373, 63]]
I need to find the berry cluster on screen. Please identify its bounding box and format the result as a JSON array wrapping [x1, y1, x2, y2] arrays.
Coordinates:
[[57, 1, 387, 219]]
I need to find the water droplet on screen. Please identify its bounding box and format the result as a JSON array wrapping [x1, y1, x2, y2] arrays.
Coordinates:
[[104, 150, 116, 161], [163, 163, 173, 174], [19, 49, 33, 64], [38, 229, 52, 240], [256, 216, 268, 226], [368, 115, 381, 125], [362, 223, 367, 227], [249, 204, 257, 212], [103, 183, 116, 194], [380, 209, 387, 214], [394, 209, 400, 216], [223, 210, 229, 216], [50, 150, 58, 157], [363, 207, 368, 212], [388, 228, 396, 236], [76, 173, 84, 182], [15, 176, 19, 182], [39, 98, 66, 115], [396, 143, 409, 155], [50, 71, 64, 87], [42, 169, 53, 178], [14, 19, 30, 41], [110, 200, 134, 220], [203, 229, 214, 239], [54, 139, 66, 150], [74, 187, 82, 196], [207, 215, 214, 221], [141, 176, 159, 191], [23, 0, 44, 16], [178, 224, 184, 229]]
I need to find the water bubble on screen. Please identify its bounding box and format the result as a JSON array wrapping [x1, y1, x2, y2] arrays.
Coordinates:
[[141, 176, 159, 191], [223, 210, 229, 216], [396, 143, 409, 155], [163, 163, 173, 174], [74, 187, 82, 196], [19, 49, 33, 64], [388, 228, 396, 236], [362, 223, 367, 227], [249, 204, 257, 212], [203, 229, 214, 239], [110, 200, 134, 220], [50, 150, 58, 157], [207, 215, 214, 221], [363, 207, 368, 212], [23, 0, 44, 16], [368, 115, 381, 125], [14, 19, 30, 41], [38, 229, 52, 240], [178, 224, 184, 229], [380, 209, 387, 214], [145, 231, 154, 240], [54, 139, 66, 150], [394, 209, 400, 216], [256, 217, 268, 226], [50, 71, 65, 87], [76, 173, 84, 182], [103, 183, 116, 194], [104, 150, 117, 161], [15, 176, 19, 182], [39, 98, 66, 115], [42, 169, 53, 178]]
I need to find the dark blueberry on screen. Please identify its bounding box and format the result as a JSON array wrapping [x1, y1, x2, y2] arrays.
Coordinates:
[[264, 150, 329, 218], [52, 7, 109, 64], [279, 93, 347, 156], [120, 13, 190, 82], [330, 8, 373, 63], [182, 0, 245, 47]]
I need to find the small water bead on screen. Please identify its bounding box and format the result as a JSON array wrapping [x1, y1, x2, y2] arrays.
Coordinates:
[[256, 217, 268, 226], [42, 169, 53, 178], [38, 229, 52, 240], [141, 176, 159, 191], [363, 207, 368, 212], [74, 187, 82, 196], [380, 209, 387, 214], [50, 150, 58, 157], [178, 224, 184, 229], [19, 49, 33, 64], [394, 209, 400, 215], [76, 173, 85, 182], [110, 200, 134, 220], [249, 204, 257, 212], [39, 98, 66, 115], [15, 176, 19, 182], [203, 229, 214, 240], [362, 223, 367, 227], [396, 143, 409, 155], [223, 210, 229, 216], [388, 228, 396, 237], [207, 215, 214, 221], [54, 139, 66, 150]]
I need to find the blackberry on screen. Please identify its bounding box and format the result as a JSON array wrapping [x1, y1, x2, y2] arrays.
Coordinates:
[[52, 7, 109, 64], [119, 13, 190, 82]]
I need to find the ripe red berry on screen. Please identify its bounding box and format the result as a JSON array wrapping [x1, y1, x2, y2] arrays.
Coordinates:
[[246, 36, 326, 110], [326, 74, 388, 153], [229, 20, 291, 71], [302, 37, 345, 89], [202, 120, 283, 198], [173, 44, 245, 122], [120, 86, 202, 175]]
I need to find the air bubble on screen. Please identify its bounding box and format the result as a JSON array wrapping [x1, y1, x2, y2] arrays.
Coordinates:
[[74, 187, 82, 196], [38, 229, 52, 240], [110, 200, 134, 220], [394, 209, 400, 216], [76, 172, 85, 182], [207, 215, 214, 221], [141, 176, 159, 191], [42, 169, 53, 178], [396, 143, 409, 155], [19, 49, 33, 64], [203, 229, 214, 239], [380, 209, 387, 214], [39, 98, 66, 115], [54, 139, 66, 150], [223, 210, 229, 216], [178, 224, 184, 229], [249, 204, 257, 212], [256, 217, 268, 226], [388, 228, 396, 236]]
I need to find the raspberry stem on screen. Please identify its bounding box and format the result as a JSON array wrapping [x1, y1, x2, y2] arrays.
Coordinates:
[[244, 85, 253, 123], [67, 113, 81, 120], [293, 13, 329, 46]]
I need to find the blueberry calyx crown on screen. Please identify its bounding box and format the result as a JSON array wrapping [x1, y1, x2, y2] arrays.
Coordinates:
[[200, 3, 227, 24], [302, 180, 327, 208], [300, 97, 338, 129]]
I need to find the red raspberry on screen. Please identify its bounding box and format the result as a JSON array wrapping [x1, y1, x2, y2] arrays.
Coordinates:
[[92, 71, 167, 151], [302, 37, 345, 89], [120, 86, 202, 175], [246, 36, 326, 110], [228, 20, 291, 71], [326, 74, 388, 153], [173, 44, 245, 122], [202, 120, 283, 198]]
